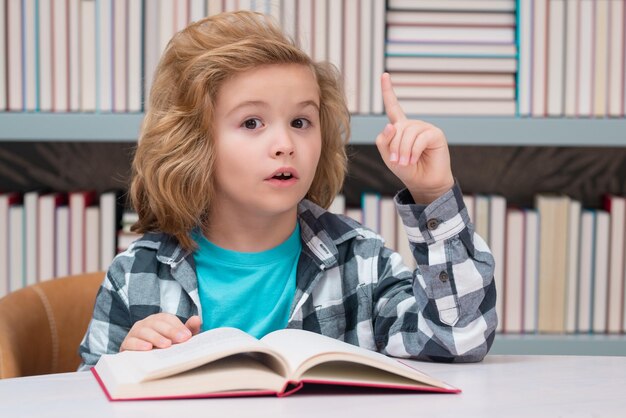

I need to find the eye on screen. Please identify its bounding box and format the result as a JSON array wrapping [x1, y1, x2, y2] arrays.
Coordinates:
[[291, 118, 311, 129], [242, 118, 263, 130]]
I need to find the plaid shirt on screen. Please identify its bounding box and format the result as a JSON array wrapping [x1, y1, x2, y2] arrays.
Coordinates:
[[78, 184, 496, 369]]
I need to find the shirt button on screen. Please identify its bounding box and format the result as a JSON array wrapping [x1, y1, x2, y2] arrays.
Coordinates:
[[439, 271, 449, 282], [427, 218, 440, 230]]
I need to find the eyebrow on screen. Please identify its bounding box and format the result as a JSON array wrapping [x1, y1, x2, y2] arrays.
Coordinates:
[[226, 99, 320, 116]]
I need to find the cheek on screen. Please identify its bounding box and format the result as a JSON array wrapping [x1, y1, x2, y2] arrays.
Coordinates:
[[307, 131, 323, 164]]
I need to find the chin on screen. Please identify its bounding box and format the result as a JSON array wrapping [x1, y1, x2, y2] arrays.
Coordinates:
[[256, 194, 303, 214]]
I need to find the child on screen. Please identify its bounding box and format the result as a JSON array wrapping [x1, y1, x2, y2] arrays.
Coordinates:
[[79, 11, 496, 369]]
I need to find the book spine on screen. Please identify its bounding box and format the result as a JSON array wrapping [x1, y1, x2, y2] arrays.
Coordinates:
[[23, 0, 37, 111], [7, 0, 24, 111], [69, 0, 81, 111], [0, 0, 6, 111], [80, 0, 96, 111]]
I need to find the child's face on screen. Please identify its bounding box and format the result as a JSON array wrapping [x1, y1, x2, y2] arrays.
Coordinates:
[[211, 63, 322, 218]]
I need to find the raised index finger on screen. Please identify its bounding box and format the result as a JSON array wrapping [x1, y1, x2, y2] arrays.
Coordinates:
[[381, 72, 406, 123]]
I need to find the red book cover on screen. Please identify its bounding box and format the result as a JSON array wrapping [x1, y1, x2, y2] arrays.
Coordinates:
[[90, 328, 461, 401]]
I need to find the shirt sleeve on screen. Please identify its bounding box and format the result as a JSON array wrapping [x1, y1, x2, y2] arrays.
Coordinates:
[[77, 257, 133, 370], [372, 181, 497, 363]]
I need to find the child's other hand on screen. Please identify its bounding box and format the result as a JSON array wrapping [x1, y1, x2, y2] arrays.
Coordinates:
[[120, 313, 202, 352], [375, 73, 455, 204]]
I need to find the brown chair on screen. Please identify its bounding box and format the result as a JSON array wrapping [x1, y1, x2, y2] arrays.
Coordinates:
[[0, 271, 104, 379]]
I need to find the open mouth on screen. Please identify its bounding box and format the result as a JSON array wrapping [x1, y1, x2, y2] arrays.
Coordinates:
[[272, 172, 294, 181]]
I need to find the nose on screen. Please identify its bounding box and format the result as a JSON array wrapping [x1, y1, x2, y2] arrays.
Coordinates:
[[271, 126, 295, 158]]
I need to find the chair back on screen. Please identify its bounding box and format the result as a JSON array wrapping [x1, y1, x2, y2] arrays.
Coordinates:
[[0, 272, 104, 378]]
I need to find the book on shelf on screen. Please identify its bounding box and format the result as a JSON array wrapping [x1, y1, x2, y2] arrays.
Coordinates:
[[343, 0, 359, 112], [100, 191, 124, 271], [80, 0, 97, 112], [7, 0, 22, 111], [345, 207, 363, 224], [55, 205, 70, 278], [85, 206, 101, 273], [489, 195, 506, 333], [8, 205, 24, 293], [387, 25, 515, 44], [297, 0, 313, 59], [563, 0, 579, 117], [312, 0, 328, 62], [565, 200, 582, 334], [358, 0, 373, 114], [52, 0, 69, 112], [69, 0, 81, 112], [517, 0, 532, 116], [522, 209, 539, 333], [328, 0, 343, 73], [577, 210, 595, 334], [23, 0, 37, 111], [386, 56, 517, 73], [386, 42, 517, 57], [531, 0, 547, 117], [387, 72, 516, 87], [604, 195, 626, 334], [92, 327, 459, 401], [592, 0, 609, 118], [23, 191, 40, 287], [97, 0, 113, 112], [327, 194, 346, 215], [69, 191, 98, 275], [546, 0, 565, 117], [577, 0, 594, 117], [396, 212, 416, 269], [379, 197, 397, 252], [535, 194, 571, 334], [0, 193, 21, 298], [361, 193, 381, 232], [0, 0, 5, 111], [608, 0, 625, 117], [392, 85, 515, 100], [385, 10, 515, 26], [396, 99, 516, 116], [462, 194, 474, 224], [592, 211, 610, 334], [387, 0, 516, 12], [127, 0, 143, 112], [38, 193, 68, 282], [371, 0, 386, 114], [504, 208, 524, 333], [142, 0, 159, 106], [279, 0, 297, 42]]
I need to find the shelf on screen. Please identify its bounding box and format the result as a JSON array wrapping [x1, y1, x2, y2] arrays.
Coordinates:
[[0, 113, 144, 142], [490, 334, 626, 356], [351, 116, 626, 146], [1, 113, 626, 146]]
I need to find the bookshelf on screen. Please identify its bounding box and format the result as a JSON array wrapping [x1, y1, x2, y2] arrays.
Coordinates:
[[1, 1, 625, 358], [491, 334, 626, 356], [1, 113, 626, 146]]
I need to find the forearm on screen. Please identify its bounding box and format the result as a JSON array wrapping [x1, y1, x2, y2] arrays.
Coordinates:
[[77, 272, 132, 370], [375, 183, 497, 362]]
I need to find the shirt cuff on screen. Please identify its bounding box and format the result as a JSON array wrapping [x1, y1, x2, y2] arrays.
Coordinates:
[[394, 181, 470, 245]]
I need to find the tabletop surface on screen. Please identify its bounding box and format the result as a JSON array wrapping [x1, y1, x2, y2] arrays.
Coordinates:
[[1, 355, 625, 418]]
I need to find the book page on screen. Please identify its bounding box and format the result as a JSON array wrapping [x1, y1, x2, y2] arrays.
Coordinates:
[[109, 354, 287, 399], [100, 327, 287, 383], [301, 361, 439, 389], [261, 329, 451, 389]]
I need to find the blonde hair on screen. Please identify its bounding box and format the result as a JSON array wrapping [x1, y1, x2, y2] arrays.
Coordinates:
[[130, 11, 350, 251]]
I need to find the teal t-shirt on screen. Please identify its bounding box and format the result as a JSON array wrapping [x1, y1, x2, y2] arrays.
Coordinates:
[[192, 224, 300, 338]]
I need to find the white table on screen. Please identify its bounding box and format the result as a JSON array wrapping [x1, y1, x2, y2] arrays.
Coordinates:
[[1, 355, 625, 418]]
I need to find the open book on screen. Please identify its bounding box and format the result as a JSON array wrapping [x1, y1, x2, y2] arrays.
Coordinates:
[[92, 327, 460, 400]]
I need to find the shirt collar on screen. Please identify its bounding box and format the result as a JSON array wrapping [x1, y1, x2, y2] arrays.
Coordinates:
[[132, 199, 362, 269]]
